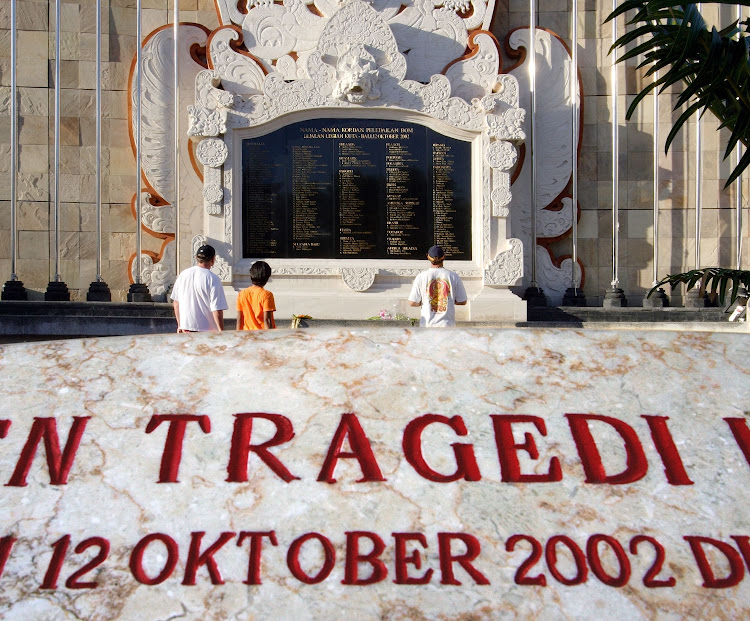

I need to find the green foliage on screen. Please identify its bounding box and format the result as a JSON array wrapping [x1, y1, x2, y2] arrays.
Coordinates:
[[648, 267, 750, 304], [606, 1, 750, 187]]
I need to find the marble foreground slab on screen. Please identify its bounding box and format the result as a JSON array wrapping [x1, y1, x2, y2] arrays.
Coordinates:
[[0, 328, 748, 620]]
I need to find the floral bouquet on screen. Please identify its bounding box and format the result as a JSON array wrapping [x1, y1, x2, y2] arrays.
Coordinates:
[[290, 314, 312, 329]]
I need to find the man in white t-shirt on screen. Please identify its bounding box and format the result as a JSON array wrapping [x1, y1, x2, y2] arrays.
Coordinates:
[[408, 245, 467, 327], [171, 244, 228, 332]]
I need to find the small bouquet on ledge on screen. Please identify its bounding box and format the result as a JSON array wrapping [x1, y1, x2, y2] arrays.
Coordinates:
[[367, 309, 413, 322], [290, 314, 312, 329]]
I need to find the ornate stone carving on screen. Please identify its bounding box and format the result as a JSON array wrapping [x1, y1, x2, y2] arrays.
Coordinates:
[[332, 44, 381, 104], [139, 191, 174, 235], [445, 32, 501, 103], [191, 235, 232, 281], [507, 27, 582, 304], [196, 137, 229, 168], [483, 239, 523, 286], [341, 268, 379, 292], [131, 242, 176, 298], [485, 108, 526, 141], [209, 27, 265, 96], [187, 107, 228, 138], [486, 140, 517, 170]]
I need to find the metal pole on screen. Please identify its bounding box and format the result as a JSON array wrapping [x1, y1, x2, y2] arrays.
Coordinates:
[[571, 0, 579, 290], [611, 0, 619, 289], [736, 4, 744, 270], [173, 0, 180, 279], [44, 0, 69, 300], [54, 0, 62, 284], [530, 0, 538, 288], [127, 0, 151, 301], [96, 0, 102, 282], [10, 0, 18, 281], [653, 71, 660, 286], [522, 0, 545, 306], [86, 0, 111, 300], [2, 0, 26, 300], [135, 0, 143, 285], [695, 4, 703, 271]]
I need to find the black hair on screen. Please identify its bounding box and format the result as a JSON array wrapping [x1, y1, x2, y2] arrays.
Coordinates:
[[250, 261, 272, 287]]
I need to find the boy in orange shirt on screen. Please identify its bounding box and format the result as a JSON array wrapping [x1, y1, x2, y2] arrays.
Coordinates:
[[236, 261, 276, 330]]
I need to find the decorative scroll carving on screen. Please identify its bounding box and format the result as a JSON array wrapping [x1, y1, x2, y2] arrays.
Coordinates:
[[341, 268, 379, 292], [483, 238, 523, 286], [209, 27, 265, 96], [191, 235, 232, 281], [507, 27, 583, 304], [445, 32, 501, 103], [139, 191, 174, 235], [131, 242, 176, 298]]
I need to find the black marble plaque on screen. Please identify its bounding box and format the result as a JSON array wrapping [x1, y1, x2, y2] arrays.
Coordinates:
[[241, 119, 471, 260]]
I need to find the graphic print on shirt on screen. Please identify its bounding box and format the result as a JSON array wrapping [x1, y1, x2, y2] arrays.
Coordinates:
[[428, 278, 451, 313]]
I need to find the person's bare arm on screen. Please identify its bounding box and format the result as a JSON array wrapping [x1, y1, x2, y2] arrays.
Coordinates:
[[212, 309, 224, 332], [173, 301, 182, 332], [236, 310, 244, 330], [263, 310, 275, 329], [408, 301, 421, 307]]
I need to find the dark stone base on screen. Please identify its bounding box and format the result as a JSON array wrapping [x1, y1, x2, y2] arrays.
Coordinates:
[[1, 279, 27, 301], [603, 287, 627, 308], [522, 286, 547, 308], [684, 287, 709, 308], [45, 280, 70, 301], [643, 288, 669, 308], [562, 287, 586, 307], [127, 283, 152, 303], [87, 280, 112, 302]]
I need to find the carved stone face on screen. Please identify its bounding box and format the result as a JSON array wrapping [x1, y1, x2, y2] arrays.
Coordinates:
[[334, 44, 380, 104]]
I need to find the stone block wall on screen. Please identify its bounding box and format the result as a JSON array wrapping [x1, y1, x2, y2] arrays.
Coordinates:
[[0, 0, 219, 301], [497, 0, 749, 305], [0, 0, 748, 306]]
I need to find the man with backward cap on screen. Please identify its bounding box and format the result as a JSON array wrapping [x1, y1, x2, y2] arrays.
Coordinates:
[[171, 244, 228, 332], [408, 245, 467, 327]]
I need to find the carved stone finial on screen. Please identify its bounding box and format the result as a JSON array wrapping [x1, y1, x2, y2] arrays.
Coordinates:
[[332, 44, 381, 104]]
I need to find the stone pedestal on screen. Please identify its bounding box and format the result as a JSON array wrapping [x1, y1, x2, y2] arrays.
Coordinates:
[[470, 287, 527, 321], [45, 280, 70, 301], [684, 287, 709, 308], [643, 287, 669, 308], [522, 286, 547, 308], [127, 283, 152, 303], [87, 280, 112, 302], [603, 286, 627, 308], [1, 280, 27, 301], [562, 287, 586, 307]]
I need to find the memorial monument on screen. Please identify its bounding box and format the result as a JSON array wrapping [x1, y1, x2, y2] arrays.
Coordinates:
[[131, 0, 529, 319]]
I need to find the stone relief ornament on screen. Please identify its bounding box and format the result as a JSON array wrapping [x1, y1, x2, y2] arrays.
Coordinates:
[[196, 137, 229, 168], [131, 241, 176, 299], [332, 44, 381, 103], [341, 267, 379, 292], [486, 140, 517, 171], [507, 27, 582, 305], [191, 235, 232, 281], [483, 238, 523, 286], [444, 32, 501, 104]]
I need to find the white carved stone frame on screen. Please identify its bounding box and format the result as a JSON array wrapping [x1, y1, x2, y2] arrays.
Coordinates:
[[188, 0, 526, 291]]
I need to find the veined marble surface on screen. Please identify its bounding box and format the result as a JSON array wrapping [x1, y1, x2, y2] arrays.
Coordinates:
[[0, 328, 748, 619]]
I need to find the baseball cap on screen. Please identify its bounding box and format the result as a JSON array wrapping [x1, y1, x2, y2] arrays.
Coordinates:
[[427, 245, 445, 259], [196, 244, 216, 260]]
